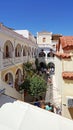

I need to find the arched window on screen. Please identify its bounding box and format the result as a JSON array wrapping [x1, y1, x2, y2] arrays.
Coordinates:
[[15, 44, 22, 57], [5, 73, 13, 87], [23, 49, 26, 56], [15, 69, 22, 91], [39, 50, 46, 57], [43, 37, 46, 42], [6, 45, 9, 57], [47, 53, 50, 57], [47, 62, 55, 73], [47, 52, 54, 57], [4, 40, 13, 58]]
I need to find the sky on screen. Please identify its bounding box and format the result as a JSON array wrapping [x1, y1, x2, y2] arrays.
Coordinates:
[[0, 0, 73, 36]]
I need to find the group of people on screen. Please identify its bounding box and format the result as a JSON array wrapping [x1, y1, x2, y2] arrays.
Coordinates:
[[33, 99, 62, 115], [33, 98, 53, 112]]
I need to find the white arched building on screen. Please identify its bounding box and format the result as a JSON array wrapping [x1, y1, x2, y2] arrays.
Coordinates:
[[0, 23, 62, 103], [0, 23, 38, 101]]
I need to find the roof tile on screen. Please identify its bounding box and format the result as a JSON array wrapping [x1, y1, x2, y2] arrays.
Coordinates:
[[55, 52, 71, 59], [62, 72, 73, 80], [60, 36, 73, 50]]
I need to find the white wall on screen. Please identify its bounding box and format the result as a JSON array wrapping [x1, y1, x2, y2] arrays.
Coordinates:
[[54, 56, 62, 107], [37, 32, 52, 45], [15, 30, 29, 38]]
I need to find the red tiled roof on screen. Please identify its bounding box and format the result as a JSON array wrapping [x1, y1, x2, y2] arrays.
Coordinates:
[[60, 36, 73, 50], [62, 72, 73, 80], [55, 52, 71, 59]]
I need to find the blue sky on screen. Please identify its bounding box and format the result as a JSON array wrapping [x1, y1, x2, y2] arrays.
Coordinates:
[[0, 0, 73, 36]]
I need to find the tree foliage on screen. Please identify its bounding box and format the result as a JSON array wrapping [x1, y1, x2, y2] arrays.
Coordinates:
[[20, 74, 47, 99], [23, 62, 34, 78], [29, 74, 47, 98], [21, 61, 48, 99], [19, 78, 30, 92]]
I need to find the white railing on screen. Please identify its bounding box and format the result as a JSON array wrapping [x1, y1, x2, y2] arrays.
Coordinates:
[[38, 44, 53, 48], [39, 57, 55, 64]]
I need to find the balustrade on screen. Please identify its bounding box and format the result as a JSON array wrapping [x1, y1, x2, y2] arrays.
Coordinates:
[[2, 55, 35, 68]]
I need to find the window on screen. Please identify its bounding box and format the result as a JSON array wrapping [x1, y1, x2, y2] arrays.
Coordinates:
[[42, 38, 46, 42], [39, 50, 46, 57]]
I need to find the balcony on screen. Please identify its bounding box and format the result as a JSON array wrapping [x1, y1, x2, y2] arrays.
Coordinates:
[[38, 57, 55, 64], [2, 56, 35, 68], [3, 57, 23, 68], [38, 44, 53, 49], [3, 58, 14, 67], [14, 57, 23, 64]]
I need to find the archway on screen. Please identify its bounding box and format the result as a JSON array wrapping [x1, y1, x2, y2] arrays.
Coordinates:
[[15, 44, 22, 57], [3, 40, 13, 58], [15, 69, 23, 91], [23, 47, 26, 56], [4, 72, 13, 87], [40, 62, 47, 72], [39, 50, 46, 57], [47, 62, 55, 74], [24, 46, 28, 56], [47, 52, 54, 57]]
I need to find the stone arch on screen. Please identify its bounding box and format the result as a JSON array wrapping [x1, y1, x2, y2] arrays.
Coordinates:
[[15, 68, 23, 79], [4, 72, 14, 87], [25, 46, 28, 56], [3, 40, 13, 58], [47, 62, 55, 73], [28, 47, 31, 56], [40, 62, 46, 68], [47, 62, 55, 68], [23, 46, 26, 56], [15, 68, 23, 91], [15, 44, 22, 57], [39, 49, 46, 57], [47, 52, 54, 57]]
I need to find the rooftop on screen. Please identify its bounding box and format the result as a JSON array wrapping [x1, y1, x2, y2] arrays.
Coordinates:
[[60, 36, 73, 50]]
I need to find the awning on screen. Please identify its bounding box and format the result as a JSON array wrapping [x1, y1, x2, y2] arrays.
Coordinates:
[[0, 101, 73, 130]]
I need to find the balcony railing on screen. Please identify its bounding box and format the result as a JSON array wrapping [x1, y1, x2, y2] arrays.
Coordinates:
[[3, 58, 14, 67], [14, 57, 23, 64], [2, 56, 36, 68], [38, 57, 55, 64]]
